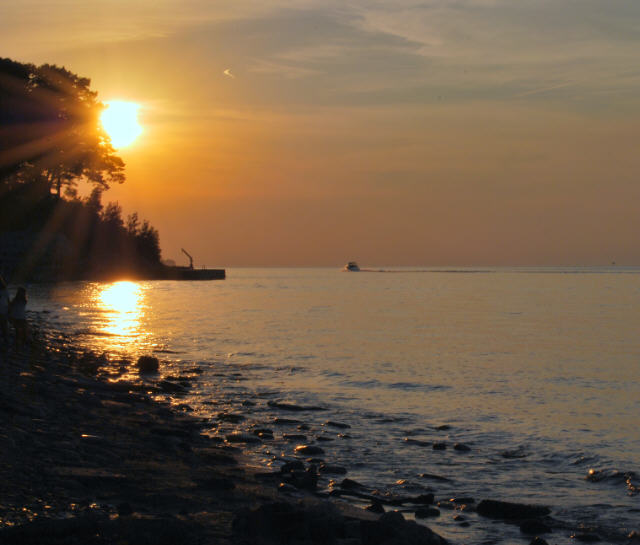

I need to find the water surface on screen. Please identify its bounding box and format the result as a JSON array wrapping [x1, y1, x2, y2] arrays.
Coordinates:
[[29, 267, 640, 543]]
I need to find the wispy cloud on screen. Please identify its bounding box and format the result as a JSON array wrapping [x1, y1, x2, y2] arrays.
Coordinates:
[[223, 69, 236, 79]]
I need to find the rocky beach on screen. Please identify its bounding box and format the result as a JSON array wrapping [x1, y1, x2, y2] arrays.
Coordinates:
[[3, 305, 638, 545], [0, 314, 451, 545]]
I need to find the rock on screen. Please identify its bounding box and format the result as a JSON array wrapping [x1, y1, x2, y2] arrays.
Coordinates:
[[571, 533, 601, 542], [419, 473, 452, 482], [196, 449, 238, 465], [477, 499, 551, 520], [137, 355, 159, 373], [225, 432, 261, 444], [340, 478, 365, 490], [530, 538, 550, 545], [629, 530, 640, 541], [117, 502, 133, 517], [433, 442, 447, 450], [453, 515, 465, 522], [409, 493, 435, 505], [415, 508, 440, 518], [268, 400, 326, 411], [273, 417, 302, 425], [520, 519, 551, 534], [501, 447, 528, 459], [280, 460, 305, 473], [277, 482, 298, 494], [366, 501, 385, 514], [284, 469, 318, 491], [283, 433, 307, 441], [158, 380, 185, 393], [326, 421, 351, 429], [453, 443, 471, 452], [252, 428, 274, 435], [294, 445, 325, 456], [404, 437, 431, 447], [360, 509, 447, 545], [197, 476, 236, 490], [319, 464, 348, 475], [217, 412, 244, 423]]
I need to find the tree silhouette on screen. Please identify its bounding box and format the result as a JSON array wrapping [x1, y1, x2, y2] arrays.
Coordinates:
[[0, 57, 124, 197]]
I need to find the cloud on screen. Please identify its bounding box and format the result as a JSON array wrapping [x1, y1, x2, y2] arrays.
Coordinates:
[[223, 68, 236, 79]]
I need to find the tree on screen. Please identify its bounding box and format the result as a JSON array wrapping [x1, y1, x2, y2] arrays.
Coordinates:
[[0, 57, 125, 197]]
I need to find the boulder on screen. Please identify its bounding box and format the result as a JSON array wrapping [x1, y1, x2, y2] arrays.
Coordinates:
[[529, 538, 549, 545], [520, 519, 551, 534], [294, 445, 325, 456], [136, 355, 159, 373], [415, 508, 440, 518], [477, 499, 551, 520]]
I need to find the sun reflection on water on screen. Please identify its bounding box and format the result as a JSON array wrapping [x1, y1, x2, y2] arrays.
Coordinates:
[[98, 281, 144, 338]]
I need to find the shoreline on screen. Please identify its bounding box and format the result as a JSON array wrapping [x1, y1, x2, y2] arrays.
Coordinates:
[[0, 317, 448, 545]]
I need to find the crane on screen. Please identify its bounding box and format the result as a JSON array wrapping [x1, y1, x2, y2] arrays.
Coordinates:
[[181, 248, 194, 269]]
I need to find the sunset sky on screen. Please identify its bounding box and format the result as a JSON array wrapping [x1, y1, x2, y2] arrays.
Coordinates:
[[2, 1, 640, 266]]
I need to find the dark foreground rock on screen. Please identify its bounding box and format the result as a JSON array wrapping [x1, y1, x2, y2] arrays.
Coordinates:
[[477, 499, 551, 520], [233, 502, 447, 545], [136, 355, 159, 373]]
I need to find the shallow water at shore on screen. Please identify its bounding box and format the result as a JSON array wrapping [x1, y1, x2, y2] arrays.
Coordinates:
[[27, 267, 640, 543]]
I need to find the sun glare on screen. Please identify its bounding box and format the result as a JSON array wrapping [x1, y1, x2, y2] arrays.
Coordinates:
[[101, 101, 143, 148], [98, 281, 143, 337]]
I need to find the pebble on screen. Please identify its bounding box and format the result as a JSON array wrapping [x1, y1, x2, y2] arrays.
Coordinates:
[[366, 501, 385, 514], [571, 533, 601, 542], [318, 464, 347, 475], [529, 538, 549, 545], [520, 519, 551, 535], [477, 499, 551, 520], [294, 445, 324, 456], [273, 417, 302, 425], [340, 478, 364, 490], [225, 432, 261, 444], [325, 421, 351, 429], [415, 507, 440, 518], [282, 434, 307, 441]]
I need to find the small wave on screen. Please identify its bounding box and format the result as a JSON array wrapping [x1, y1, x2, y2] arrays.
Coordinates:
[[388, 382, 451, 392], [342, 379, 450, 393], [74, 328, 121, 337]]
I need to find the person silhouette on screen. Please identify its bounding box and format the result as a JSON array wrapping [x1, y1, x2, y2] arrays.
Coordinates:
[[0, 275, 9, 347], [9, 286, 27, 351]]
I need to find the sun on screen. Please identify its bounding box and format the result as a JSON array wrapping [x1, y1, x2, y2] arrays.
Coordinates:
[[100, 101, 143, 148]]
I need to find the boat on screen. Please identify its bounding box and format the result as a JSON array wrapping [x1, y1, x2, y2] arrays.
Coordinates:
[[343, 261, 360, 272]]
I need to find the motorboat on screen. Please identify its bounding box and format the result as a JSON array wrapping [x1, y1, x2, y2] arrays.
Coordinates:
[[343, 261, 360, 272]]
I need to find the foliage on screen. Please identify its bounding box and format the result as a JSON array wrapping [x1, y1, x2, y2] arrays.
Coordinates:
[[0, 57, 124, 197], [0, 57, 162, 281], [0, 185, 162, 280]]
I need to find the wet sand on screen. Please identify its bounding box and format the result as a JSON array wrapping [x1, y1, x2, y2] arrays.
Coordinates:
[[0, 319, 448, 545]]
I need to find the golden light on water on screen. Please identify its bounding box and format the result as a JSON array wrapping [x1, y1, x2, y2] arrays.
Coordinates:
[[98, 281, 144, 338], [100, 101, 143, 148]]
